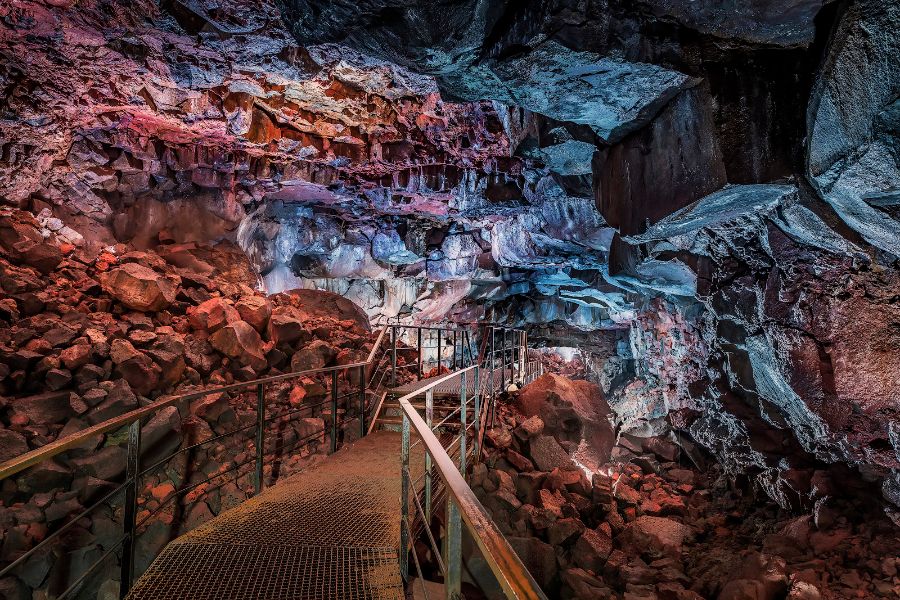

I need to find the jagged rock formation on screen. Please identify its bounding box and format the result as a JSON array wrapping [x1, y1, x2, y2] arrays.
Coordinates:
[[275, 0, 900, 515], [1, 0, 899, 567]]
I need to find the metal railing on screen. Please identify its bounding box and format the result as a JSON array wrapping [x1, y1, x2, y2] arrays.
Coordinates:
[[397, 364, 547, 600], [0, 320, 542, 600], [0, 326, 392, 600]]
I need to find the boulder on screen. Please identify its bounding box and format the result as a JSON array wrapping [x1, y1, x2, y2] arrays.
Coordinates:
[[100, 263, 179, 312], [517, 374, 615, 471], [0, 429, 29, 462], [619, 516, 692, 559], [508, 536, 558, 590], [290, 339, 337, 372], [267, 306, 311, 346], [573, 527, 613, 573], [60, 344, 92, 370], [9, 390, 74, 424], [187, 297, 240, 332], [527, 434, 575, 472], [236, 296, 272, 332], [548, 517, 585, 546], [209, 320, 268, 372], [110, 339, 160, 395], [71, 446, 127, 480]]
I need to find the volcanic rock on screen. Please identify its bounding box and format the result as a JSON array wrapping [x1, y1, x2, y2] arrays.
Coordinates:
[[100, 264, 179, 312], [209, 320, 269, 372]]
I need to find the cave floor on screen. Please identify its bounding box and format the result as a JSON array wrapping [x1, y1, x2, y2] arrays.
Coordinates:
[[127, 431, 425, 600]]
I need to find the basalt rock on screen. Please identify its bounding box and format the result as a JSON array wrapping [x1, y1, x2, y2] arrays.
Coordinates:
[[100, 264, 179, 312]]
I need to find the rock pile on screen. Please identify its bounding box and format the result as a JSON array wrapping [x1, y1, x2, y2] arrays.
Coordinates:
[[472, 377, 900, 600], [0, 207, 376, 598]]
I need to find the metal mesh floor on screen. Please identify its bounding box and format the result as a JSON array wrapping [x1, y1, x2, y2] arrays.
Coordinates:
[[128, 431, 424, 600], [128, 544, 403, 600], [389, 368, 507, 397]]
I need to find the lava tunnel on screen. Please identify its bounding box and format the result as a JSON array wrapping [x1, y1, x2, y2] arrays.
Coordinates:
[[0, 0, 898, 599]]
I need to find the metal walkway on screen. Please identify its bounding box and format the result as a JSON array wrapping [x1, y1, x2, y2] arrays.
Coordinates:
[[127, 431, 425, 600], [388, 367, 509, 399]]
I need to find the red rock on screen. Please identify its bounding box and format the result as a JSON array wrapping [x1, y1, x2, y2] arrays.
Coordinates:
[[515, 471, 546, 504], [561, 568, 614, 599], [614, 480, 643, 505], [619, 516, 692, 559], [267, 306, 311, 346], [573, 527, 613, 573], [506, 449, 534, 472], [236, 296, 272, 333], [100, 263, 179, 312], [289, 385, 308, 406], [188, 297, 240, 332], [517, 373, 614, 469], [527, 434, 574, 472], [537, 488, 566, 518], [60, 344, 91, 369], [290, 339, 337, 372], [151, 482, 176, 502], [548, 517, 585, 546], [110, 338, 160, 395], [507, 536, 558, 590], [486, 427, 513, 449], [209, 320, 268, 372], [515, 415, 544, 440]]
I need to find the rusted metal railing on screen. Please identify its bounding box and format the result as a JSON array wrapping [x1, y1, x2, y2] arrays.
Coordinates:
[[396, 365, 548, 600], [0, 325, 392, 600]]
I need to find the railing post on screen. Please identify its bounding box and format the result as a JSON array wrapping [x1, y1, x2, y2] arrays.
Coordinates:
[[499, 328, 506, 391], [331, 371, 338, 454], [255, 383, 265, 494], [436, 329, 442, 375], [358, 365, 366, 438], [400, 412, 410, 581], [452, 330, 458, 370], [391, 326, 397, 388], [445, 496, 462, 600], [490, 327, 496, 428], [416, 327, 423, 380], [459, 370, 466, 474], [473, 365, 481, 460], [119, 420, 141, 599], [425, 388, 433, 522]]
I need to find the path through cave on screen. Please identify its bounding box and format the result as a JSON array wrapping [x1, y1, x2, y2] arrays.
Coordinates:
[[0, 0, 899, 598]]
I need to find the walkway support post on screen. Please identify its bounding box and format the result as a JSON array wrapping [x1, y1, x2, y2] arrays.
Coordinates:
[[425, 388, 433, 522], [416, 327, 423, 380], [499, 328, 506, 391], [330, 371, 338, 454], [119, 420, 141, 599], [489, 327, 496, 428], [473, 365, 481, 460], [391, 326, 397, 388], [255, 383, 265, 494], [452, 330, 458, 370], [358, 366, 366, 438], [459, 370, 467, 474], [446, 496, 462, 600], [400, 413, 410, 581]]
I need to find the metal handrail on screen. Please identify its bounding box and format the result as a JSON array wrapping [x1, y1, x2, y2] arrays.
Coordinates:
[[396, 365, 547, 600], [0, 361, 370, 481], [0, 323, 391, 482]]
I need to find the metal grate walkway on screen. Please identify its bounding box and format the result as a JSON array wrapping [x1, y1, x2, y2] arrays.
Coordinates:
[[388, 367, 510, 399], [127, 431, 425, 600]]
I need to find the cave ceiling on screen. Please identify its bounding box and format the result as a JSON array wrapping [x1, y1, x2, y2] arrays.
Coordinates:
[[3, 0, 900, 509]]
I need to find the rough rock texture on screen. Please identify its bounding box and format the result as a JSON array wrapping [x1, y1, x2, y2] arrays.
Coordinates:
[[0, 209, 376, 597], [472, 383, 900, 599], [3, 0, 900, 594]]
